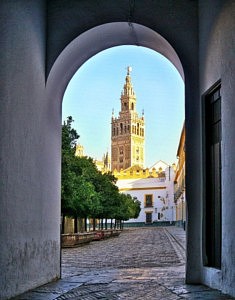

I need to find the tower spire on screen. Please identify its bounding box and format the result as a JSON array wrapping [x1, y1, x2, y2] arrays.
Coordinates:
[[111, 67, 145, 171], [127, 66, 132, 75], [121, 66, 136, 111]]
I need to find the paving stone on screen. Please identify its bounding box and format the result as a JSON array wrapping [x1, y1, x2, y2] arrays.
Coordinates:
[[34, 281, 83, 294], [61, 228, 182, 276], [180, 290, 235, 299], [13, 227, 234, 300], [13, 291, 59, 300], [56, 284, 118, 300]]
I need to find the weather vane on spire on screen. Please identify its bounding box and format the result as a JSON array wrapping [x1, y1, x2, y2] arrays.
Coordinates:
[[127, 66, 132, 75]]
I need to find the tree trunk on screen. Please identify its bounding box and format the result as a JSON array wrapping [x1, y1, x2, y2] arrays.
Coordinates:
[[61, 214, 65, 234], [93, 218, 96, 231], [78, 218, 83, 232], [74, 217, 78, 233], [84, 217, 87, 232], [101, 219, 103, 230], [105, 218, 107, 230], [110, 219, 113, 229]]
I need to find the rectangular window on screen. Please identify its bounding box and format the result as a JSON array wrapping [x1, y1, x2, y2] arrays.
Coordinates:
[[203, 83, 222, 268], [145, 194, 153, 207], [146, 212, 152, 224]]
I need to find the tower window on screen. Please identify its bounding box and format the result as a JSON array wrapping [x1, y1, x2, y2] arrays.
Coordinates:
[[131, 103, 134, 110], [120, 123, 123, 134], [112, 148, 117, 160]]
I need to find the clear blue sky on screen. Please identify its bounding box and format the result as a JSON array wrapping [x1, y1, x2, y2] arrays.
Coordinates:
[[62, 45, 184, 167]]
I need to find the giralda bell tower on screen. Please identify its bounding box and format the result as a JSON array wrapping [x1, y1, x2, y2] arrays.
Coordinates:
[[111, 67, 145, 171]]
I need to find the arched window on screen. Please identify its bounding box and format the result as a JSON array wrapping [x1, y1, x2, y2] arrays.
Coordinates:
[[131, 102, 134, 110]]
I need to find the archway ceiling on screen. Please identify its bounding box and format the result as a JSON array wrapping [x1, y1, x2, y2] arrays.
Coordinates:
[[47, 22, 184, 104]]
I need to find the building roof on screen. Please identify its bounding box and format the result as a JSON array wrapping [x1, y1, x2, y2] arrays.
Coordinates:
[[116, 177, 166, 191], [149, 160, 169, 171]]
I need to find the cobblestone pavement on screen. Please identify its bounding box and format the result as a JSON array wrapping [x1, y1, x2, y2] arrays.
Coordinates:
[[14, 227, 234, 300]]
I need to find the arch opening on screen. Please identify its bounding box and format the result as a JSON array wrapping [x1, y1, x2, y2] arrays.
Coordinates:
[[46, 21, 186, 275]]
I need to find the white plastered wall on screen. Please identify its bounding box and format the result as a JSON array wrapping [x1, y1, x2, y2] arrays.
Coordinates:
[[199, 0, 235, 296], [0, 1, 60, 299]]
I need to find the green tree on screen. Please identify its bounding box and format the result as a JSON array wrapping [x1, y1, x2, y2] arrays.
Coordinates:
[[61, 117, 80, 232], [69, 176, 95, 232], [61, 116, 141, 233], [114, 193, 141, 229]]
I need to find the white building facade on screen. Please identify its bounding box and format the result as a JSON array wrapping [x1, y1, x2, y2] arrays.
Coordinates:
[[115, 162, 176, 225]]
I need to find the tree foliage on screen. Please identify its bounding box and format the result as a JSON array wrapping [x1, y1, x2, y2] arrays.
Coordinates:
[[61, 116, 141, 232]]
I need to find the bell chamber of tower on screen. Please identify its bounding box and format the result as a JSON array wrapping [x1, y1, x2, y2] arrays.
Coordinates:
[[111, 67, 145, 172]]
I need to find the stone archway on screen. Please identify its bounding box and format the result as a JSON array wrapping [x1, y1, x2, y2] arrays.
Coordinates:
[[1, 2, 234, 298], [46, 22, 184, 102], [46, 19, 186, 267]]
